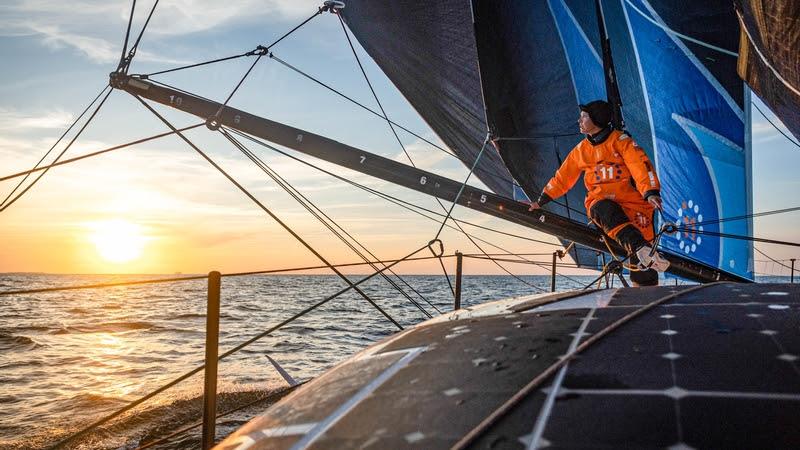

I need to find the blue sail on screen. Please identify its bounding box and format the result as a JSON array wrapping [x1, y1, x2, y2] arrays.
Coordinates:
[[342, 0, 756, 279]]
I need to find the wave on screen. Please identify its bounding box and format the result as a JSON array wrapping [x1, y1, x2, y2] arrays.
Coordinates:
[[49, 321, 158, 334], [0, 332, 45, 351], [173, 313, 206, 319]]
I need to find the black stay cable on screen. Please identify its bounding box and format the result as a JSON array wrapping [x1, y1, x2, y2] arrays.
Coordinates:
[[144, 50, 257, 77], [212, 8, 324, 120], [0, 87, 112, 213], [135, 95, 404, 330], [674, 227, 800, 248], [225, 126, 558, 247], [140, 6, 323, 79], [0, 85, 110, 210], [337, 13, 415, 166], [48, 241, 432, 449], [334, 16, 545, 293], [119, 0, 136, 65], [268, 52, 521, 191], [225, 128, 572, 291], [752, 101, 800, 149], [221, 129, 438, 318], [0, 124, 204, 183], [686, 205, 800, 227], [118, 0, 159, 73], [754, 247, 796, 273]]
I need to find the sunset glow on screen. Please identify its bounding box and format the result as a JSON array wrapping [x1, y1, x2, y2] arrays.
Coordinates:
[[88, 219, 146, 264]]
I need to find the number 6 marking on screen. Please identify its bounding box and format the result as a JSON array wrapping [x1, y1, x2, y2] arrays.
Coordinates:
[[420, 176, 427, 185]]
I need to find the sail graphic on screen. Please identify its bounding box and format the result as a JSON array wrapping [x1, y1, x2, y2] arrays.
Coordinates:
[[341, 0, 756, 279]]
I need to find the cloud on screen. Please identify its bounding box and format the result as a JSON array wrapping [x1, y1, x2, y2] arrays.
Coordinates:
[[0, 108, 74, 131], [0, 0, 318, 65]]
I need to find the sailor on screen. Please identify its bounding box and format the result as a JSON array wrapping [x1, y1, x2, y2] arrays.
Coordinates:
[[528, 100, 669, 286]]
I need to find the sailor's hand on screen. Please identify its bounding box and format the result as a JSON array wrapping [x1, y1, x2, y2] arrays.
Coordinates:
[[528, 201, 541, 211], [647, 195, 663, 211]]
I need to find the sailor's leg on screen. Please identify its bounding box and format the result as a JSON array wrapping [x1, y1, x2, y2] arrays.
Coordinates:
[[589, 200, 659, 286]]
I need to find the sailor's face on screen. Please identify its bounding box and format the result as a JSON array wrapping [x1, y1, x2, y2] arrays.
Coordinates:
[[578, 111, 597, 134]]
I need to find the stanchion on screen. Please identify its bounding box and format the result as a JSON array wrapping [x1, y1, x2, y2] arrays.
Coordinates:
[[202, 271, 221, 449], [791, 259, 796, 283], [551, 251, 558, 292], [455, 251, 463, 310]]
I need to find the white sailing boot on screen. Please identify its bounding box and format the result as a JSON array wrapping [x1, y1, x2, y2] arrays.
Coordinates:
[[636, 245, 670, 272]]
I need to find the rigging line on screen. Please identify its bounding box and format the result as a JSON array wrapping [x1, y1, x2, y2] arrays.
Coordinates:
[[495, 133, 582, 140], [221, 129, 436, 318], [754, 247, 796, 272], [119, 0, 136, 65], [336, 9, 530, 292], [434, 136, 490, 240], [0, 255, 454, 297], [268, 52, 523, 204], [144, 50, 257, 77], [675, 227, 800, 248], [0, 88, 112, 213], [127, 0, 158, 56], [0, 84, 109, 207], [224, 130, 434, 319], [339, 8, 504, 284], [752, 101, 800, 149], [269, 53, 456, 158], [623, 0, 738, 57], [225, 127, 558, 290], [0, 124, 203, 183], [135, 95, 403, 330], [233, 125, 560, 246], [451, 282, 721, 450], [222, 129, 580, 289], [47, 242, 431, 450], [206, 8, 326, 118], [688, 205, 800, 227], [215, 53, 264, 117], [336, 13, 415, 166], [143, 6, 321, 78]]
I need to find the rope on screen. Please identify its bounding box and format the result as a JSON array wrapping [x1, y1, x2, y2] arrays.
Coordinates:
[[223, 128, 580, 289], [0, 85, 110, 209], [451, 282, 720, 449], [221, 129, 437, 318], [135, 95, 404, 330], [675, 227, 800, 248], [337, 13, 414, 166], [119, 0, 136, 65], [433, 135, 490, 240], [752, 101, 800, 149], [754, 247, 796, 272], [47, 241, 432, 449], [686, 205, 800, 227], [211, 8, 323, 120], [0, 123, 203, 183], [268, 52, 522, 191], [117, 0, 159, 73], [144, 50, 259, 77], [0, 255, 454, 297], [0, 88, 112, 213]]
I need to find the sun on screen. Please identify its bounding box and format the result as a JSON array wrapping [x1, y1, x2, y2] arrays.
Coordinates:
[[89, 219, 146, 263]]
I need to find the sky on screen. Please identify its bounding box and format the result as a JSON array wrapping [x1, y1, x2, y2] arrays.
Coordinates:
[[0, 0, 798, 276]]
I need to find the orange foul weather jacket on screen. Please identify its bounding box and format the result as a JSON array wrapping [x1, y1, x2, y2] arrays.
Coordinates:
[[541, 129, 661, 240]]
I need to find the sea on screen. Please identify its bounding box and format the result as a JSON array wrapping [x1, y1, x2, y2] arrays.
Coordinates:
[[0, 273, 791, 449]]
